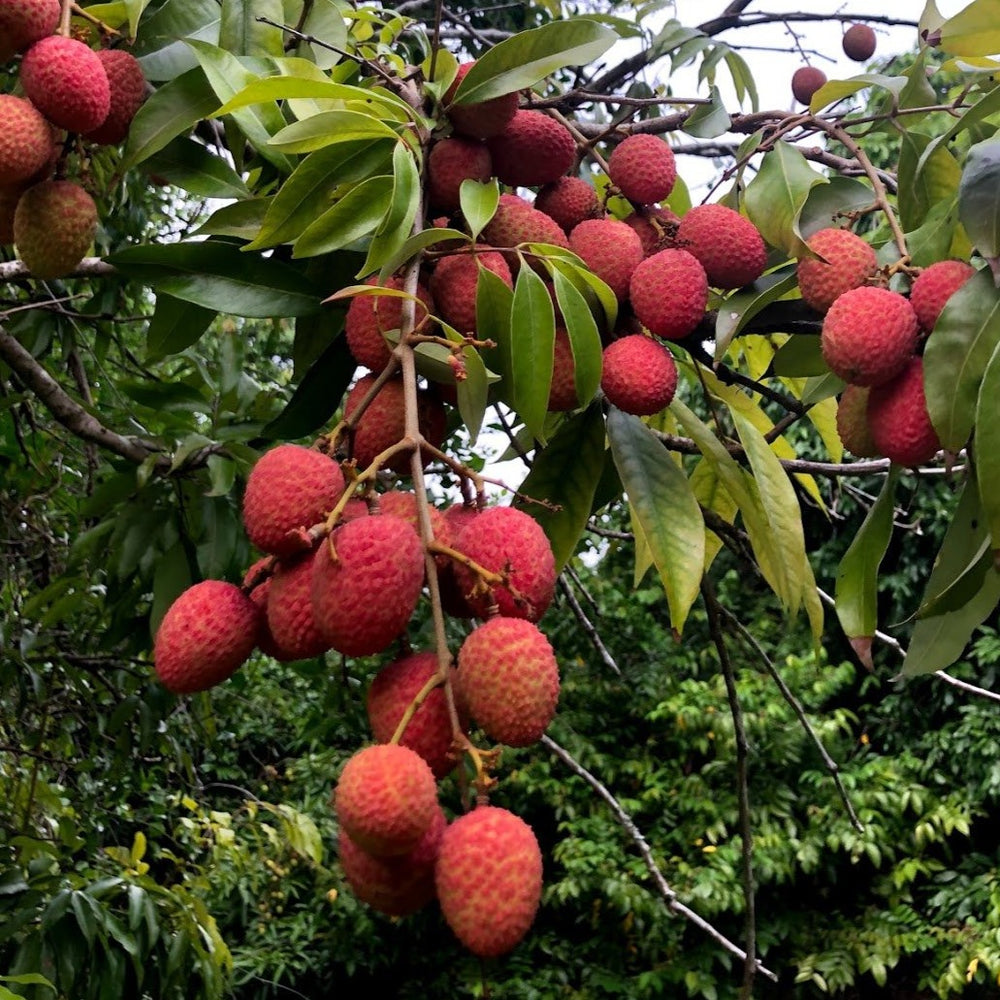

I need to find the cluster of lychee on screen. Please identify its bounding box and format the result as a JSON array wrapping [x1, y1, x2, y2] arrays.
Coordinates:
[[792, 23, 878, 106], [0, 0, 145, 276]]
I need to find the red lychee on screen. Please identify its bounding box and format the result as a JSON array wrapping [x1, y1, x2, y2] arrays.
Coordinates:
[[629, 248, 708, 340], [909, 259, 976, 332], [344, 276, 435, 373], [430, 250, 512, 334], [486, 110, 575, 188], [607, 134, 677, 206], [0, 96, 56, 186], [836, 384, 879, 458], [427, 136, 493, 213], [435, 806, 543, 958], [0, 0, 59, 61], [534, 176, 601, 234], [792, 66, 827, 106], [377, 489, 449, 548], [311, 514, 425, 657], [601, 335, 678, 416], [266, 549, 331, 661], [334, 743, 438, 857], [821, 286, 918, 386], [14, 179, 97, 279], [867, 357, 941, 466], [243, 558, 286, 660], [569, 217, 644, 301], [676, 203, 767, 289], [482, 198, 570, 268], [437, 503, 480, 619], [84, 49, 146, 146], [242, 444, 345, 558], [843, 23, 877, 62], [797, 228, 878, 313], [623, 206, 679, 257], [548, 327, 579, 412], [20, 35, 111, 134], [444, 61, 519, 140], [154, 580, 260, 694]]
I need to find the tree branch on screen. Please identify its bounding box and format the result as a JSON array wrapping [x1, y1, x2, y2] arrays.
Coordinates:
[[0, 256, 117, 282]]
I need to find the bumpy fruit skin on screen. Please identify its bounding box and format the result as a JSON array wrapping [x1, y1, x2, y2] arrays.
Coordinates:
[[435, 806, 543, 958], [437, 503, 480, 618], [601, 335, 678, 416], [427, 137, 492, 213], [311, 514, 424, 657], [909, 259, 976, 331], [821, 286, 918, 387], [457, 618, 559, 747], [797, 228, 878, 313], [339, 804, 446, 916], [367, 650, 461, 777], [430, 250, 512, 334], [843, 23, 877, 62], [534, 177, 601, 234], [836, 384, 880, 458], [623, 206, 679, 257], [0, 96, 55, 185], [266, 550, 331, 661], [607, 134, 677, 205], [84, 50, 146, 145], [548, 327, 579, 412], [676, 204, 767, 289], [242, 444, 345, 558], [486, 111, 575, 188], [482, 198, 570, 264], [453, 506, 556, 621], [444, 61, 519, 140], [569, 218, 644, 301], [14, 180, 97, 279], [868, 357, 941, 466], [792, 66, 827, 106], [243, 558, 285, 660], [334, 743, 438, 857], [20, 36, 111, 133], [0, 0, 59, 61], [154, 580, 260, 694], [377, 489, 449, 548], [344, 276, 435, 372], [630, 248, 708, 340]]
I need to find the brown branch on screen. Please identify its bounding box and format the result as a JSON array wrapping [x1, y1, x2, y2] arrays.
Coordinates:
[[0, 256, 117, 282]]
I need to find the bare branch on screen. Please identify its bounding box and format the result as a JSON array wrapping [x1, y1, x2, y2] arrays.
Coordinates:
[[0, 256, 116, 282], [557, 574, 621, 675]]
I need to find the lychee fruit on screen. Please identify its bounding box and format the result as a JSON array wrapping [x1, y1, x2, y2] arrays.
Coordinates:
[[676, 203, 768, 289], [344, 275, 435, 373], [629, 248, 709, 340], [792, 66, 827, 106], [20, 35, 111, 134], [867, 357, 941, 466], [84, 49, 146, 146], [242, 558, 288, 661], [444, 61, 519, 140], [569, 217, 644, 301], [623, 206, 679, 257], [909, 259, 976, 332], [435, 805, 543, 958], [14, 179, 97, 279], [426, 136, 492, 214], [266, 549, 331, 661], [377, 489, 448, 548], [311, 514, 425, 657], [457, 618, 559, 747], [0, 96, 56, 186], [334, 743, 438, 857], [437, 503, 481, 618], [0, 0, 59, 62], [821, 286, 918, 386], [547, 327, 579, 412], [534, 176, 601, 234], [154, 580, 261, 694], [843, 23, 877, 62], [797, 228, 878, 313], [607, 134, 677, 206], [430, 250, 512, 334], [601, 335, 678, 415], [486, 110, 575, 188], [482, 197, 570, 265], [836, 384, 879, 458], [339, 803, 446, 916], [242, 444, 345, 558], [451, 505, 556, 621]]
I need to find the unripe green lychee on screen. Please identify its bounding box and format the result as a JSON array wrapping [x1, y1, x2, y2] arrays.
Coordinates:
[[430, 250, 512, 334], [867, 357, 941, 467], [0, 0, 59, 61], [569, 217, 644, 301], [601, 335, 678, 416], [20, 35, 111, 133], [797, 228, 878, 313], [792, 66, 827, 105], [909, 259, 976, 332], [486, 110, 575, 188], [0, 96, 56, 186], [84, 49, 146, 146], [427, 136, 492, 213], [534, 177, 601, 234], [444, 61, 519, 140], [843, 23, 877, 62], [154, 580, 260, 694], [435, 806, 543, 958], [14, 179, 97, 279], [676, 203, 768, 289], [266, 549, 331, 661], [629, 248, 708, 340], [344, 276, 435, 372], [607, 134, 677, 206]]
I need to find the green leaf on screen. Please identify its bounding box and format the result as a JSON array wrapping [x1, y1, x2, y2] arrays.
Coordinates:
[[516, 404, 606, 572], [214, 76, 406, 118], [452, 19, 617, 104], [976, 339, 1000, 551], [295, 0, 348, 69], [361, 142, 421, 274], [898, 129, 962, 236], [131, 0, 220, 80], [798, 176, 880, 238], [607, 407, 705, 633], [551, 269, 602, 407], [682, 84, 731, 139], [192, 198, 272, 240], [808, 73, 906, 112], [377, 227, 468, 284], [958, 138, 1000, 259], [509, 266, 556, 444], [689, 457, 737, 571], [293, 174, 394, 258], [714, 267, 799, 359], [220, 0, 283, 56], [269, 110, 400, 152], [453, 337, 492, 445], [206, 455, 237, 498], [146, 294, 216, 361], [475, 265, 515, 386], [460, 178, 499, 243], [542, 252, 618, 331], [771, 335, 828, 377], [142, 136, 251, 199], [938, 1, 1000, 56]]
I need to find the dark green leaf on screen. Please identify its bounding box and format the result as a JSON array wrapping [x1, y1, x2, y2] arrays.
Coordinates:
[[146, 294, 217, 361], [510, 266, 556, 444], [460, 179, 500, 243], [142, 136, 251, 199], [682, 84, 731, 139], [293, 174, 394, 258], [958, 138, 1000, 258], [551, 269, 602, 407], [714, 267, 799, 359]]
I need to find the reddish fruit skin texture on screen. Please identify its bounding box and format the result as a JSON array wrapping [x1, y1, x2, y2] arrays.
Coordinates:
[[444, 62, 519, 140], [909, 260, 976, 331], [676, 204, 767, 289], [367, 650, 460, 777], [20, 36, 111, 133], [243, 558, 287, 660], [0, 96, 56, 185], [821, 286, 918, 387], [797, 228, 878, 313], [242, 444, 345, 558], [534, 177, 601, 234], [792, 66, 827, 105], [486, 111, 575, 188], [623, 207, 679, 257], [608, 134, 677, 206], [339, 805, 446, 916], [377, 489, 449, 547], [0, 0, 59, 60], [437, 504, 480, 618], [84, 50, 145, 145], [154, 580, 260, 694], [427, 137, 492, 213], [453, 506, 556, 622], [630, 248, 708, 340], [482, 200, 570, 262], [334, 743, 438, 857], [435, 806, 543, 958], [843, 24, 877, 61], [868, 357, 941, 466], [344, 276, 435, 372], [266, 550, 331, 661], [457, 618, 559, 747], [836, 384, 880, 458], [311, 515, 424, 657], [548, 327, 579, 412], [601, 335, 678, 416], [14, 179, 97, 279], [569, 218, 644, 301], [430, 250, 511, 333]]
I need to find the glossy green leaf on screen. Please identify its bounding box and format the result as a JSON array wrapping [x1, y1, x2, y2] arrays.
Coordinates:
[[475, 265, 515, 385], [898, 129, 962, 236], [192, 198, 271, 239], [976, 339, 1000, 551], [142, 136, 250, 199], [213, 76, 405, 118], [145, 294, 216, 361], [454, 338, 492, 445], [958, 138, 1000, 259], [541, 251, 618, 331], [361, 143, 420, 273], [510, 266, 556, 444], [689, 457, 737, 572], [798, 176, 880, 238], [292, 175, 394, 258], [269, 110, 400, 152], [131, 0, 220, 80], [808, 73, 906, 113], [150, 543, 193, 636], [938, 1, 1000, 56], [771, 335, 828, 377], [682, 84, 731, 139], [294, 0, 348, 69], [714, 267, 799, 359], [220, 0, 283, 56], [551, 269, 602, 407], [460, 178, 500, 243], [607, 407, 704, 634], [376, 227, 469, 283]]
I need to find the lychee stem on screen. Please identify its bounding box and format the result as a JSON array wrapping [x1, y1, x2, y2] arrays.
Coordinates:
[[388, 671, 445, 746], [58, 0, 73, 36], [71, 3, 121, 37]]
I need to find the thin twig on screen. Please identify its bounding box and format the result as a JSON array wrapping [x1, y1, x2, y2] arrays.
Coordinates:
[[557, 574, 621, 675]]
